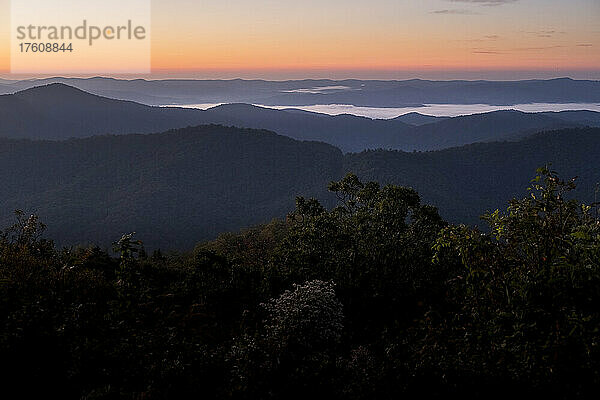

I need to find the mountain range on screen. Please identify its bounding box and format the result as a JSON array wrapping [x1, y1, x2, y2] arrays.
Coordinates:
[[1, 82, 600, 249], [0, 77, 598, 107], [1, 83, 600, 152], [0, 123, 598, 249]]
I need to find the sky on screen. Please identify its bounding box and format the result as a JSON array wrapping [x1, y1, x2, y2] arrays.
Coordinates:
[[0, 0, 599, 80]]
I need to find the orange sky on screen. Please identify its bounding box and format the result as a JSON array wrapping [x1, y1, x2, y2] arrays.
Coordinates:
[[1, 0, 599, 79]]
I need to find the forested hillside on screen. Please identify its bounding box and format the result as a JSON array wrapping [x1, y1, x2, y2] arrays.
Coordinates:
[[0, 126, 598, 248], [346, 127, 600, 226], [0, 125, 343, 248]]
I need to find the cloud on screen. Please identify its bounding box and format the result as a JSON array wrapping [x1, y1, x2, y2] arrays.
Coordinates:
[[446, 0, 518, 6], [431, 9, 479, 15], [455, 35, 501, 43], [471, 45, 505, 54], [512, 45, 565, 51], [526, 30, 566, 38], [472, 44, 570, 54], [472, 50, 503, 54]]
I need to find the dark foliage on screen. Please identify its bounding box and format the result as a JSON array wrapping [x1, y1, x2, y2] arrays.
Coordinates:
[[1, 168, 599, 398]]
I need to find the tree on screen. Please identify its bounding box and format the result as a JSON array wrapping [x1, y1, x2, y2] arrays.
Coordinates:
[[273, 173, 447, 341], [419, 167, 600, 398], [229, 280, 344, 399]]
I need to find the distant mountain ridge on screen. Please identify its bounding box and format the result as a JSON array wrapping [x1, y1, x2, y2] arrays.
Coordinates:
[[392, 112, 450, 126], [1, 83, 599, 152], [0, 77, 598, 107], [0, 83, 208, 139], [402, 110, 581, 150]]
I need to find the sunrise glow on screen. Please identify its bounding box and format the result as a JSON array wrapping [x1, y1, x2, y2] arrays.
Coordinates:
[[1, 0, 599, 78]]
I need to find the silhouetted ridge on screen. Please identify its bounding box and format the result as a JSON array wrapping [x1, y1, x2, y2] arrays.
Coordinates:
[[14, 82, 96, 98], [0, 124, 343, 249], [1, 77, 600, 106], [392, 112, 450, 126], [0, 83, 599, 152]]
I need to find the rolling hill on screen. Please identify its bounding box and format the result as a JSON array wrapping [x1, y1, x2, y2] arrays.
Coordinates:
[[392, 112, 450, 126], [0, 125, 599, 249], [198, 103, 414, 152], [346, 127, 600, 226], [0, 83, 209, 139], [0, 125, 343, 249], [540, 110, 600, 127], [401, 110, 580, 150], [0, 84, 413, 151], [1, 84, 599, 152]]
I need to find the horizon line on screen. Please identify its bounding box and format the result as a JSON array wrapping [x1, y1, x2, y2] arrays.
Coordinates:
[[1, 74, 600, 83]]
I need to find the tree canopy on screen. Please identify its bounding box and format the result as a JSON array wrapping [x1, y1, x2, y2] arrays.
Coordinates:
[[1, 168, 599, 398]]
